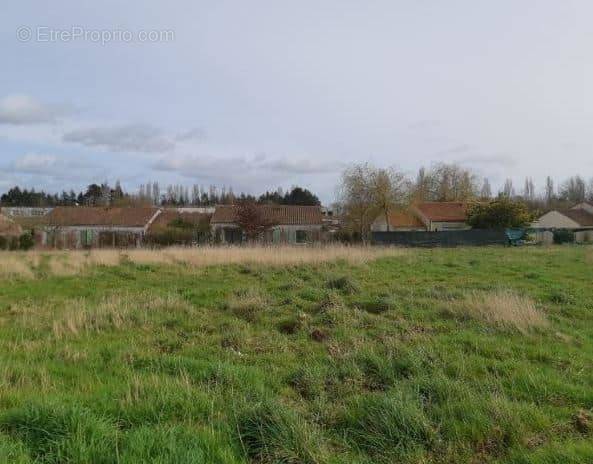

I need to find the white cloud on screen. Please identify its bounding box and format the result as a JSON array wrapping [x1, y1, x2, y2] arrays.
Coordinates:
[[151, 153, 342, 196], [259, 157, 339, 174], [7, 153, 99, 182], [0, 94, 72, 125], [12, 153, 58, 173], [63, 124, 175, 153]]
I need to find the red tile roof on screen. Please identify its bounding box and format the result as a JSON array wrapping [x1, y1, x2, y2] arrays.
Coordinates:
[[384, 210, 425, 229], [211, 205, 323, 225], [414, 202, 467, 222], [45, 207, 160, 227]]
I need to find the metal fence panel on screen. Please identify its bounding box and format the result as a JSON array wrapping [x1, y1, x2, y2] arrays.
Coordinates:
[[372, 229, 508, 247]]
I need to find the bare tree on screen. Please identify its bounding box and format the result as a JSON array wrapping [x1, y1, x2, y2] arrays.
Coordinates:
[[414, 167, 431, 202], [502, 178, 515, 198], [337, 163, 376, 242], [480, 178, 492, 200], [370, 167, 409, 232], [523, 177, 535, 202], [413, 163, 479, 201], [544, 176, 555, 207], [235, 201, 277, 242], [560, 176, 586, 203]]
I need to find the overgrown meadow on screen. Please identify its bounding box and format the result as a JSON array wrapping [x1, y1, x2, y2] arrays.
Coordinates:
[[0, 245, 592, 463]]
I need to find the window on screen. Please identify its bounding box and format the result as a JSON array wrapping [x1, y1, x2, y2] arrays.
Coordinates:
[[296, 230, 307, 243]]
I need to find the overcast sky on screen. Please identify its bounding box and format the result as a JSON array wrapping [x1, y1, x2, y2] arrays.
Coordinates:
[[1, 0, 592, 203]]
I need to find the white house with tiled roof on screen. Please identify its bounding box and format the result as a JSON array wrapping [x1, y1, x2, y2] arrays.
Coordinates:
[[211, 205, 323, 244]]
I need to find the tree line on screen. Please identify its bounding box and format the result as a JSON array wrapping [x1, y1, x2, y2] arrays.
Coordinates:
[[0, 182, 320, 208]]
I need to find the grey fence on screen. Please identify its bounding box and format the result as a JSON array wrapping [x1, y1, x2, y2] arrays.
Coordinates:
[[372, 229, 508, 247]]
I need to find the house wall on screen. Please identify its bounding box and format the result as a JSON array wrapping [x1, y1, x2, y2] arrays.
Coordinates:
[[42, 226, 145, 249], [211, 223, 322, 244], [532, 211, 581, 229], [575, 230, 593, 243]]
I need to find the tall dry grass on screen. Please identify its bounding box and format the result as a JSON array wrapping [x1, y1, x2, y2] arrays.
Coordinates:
[[0, 245, 405, 278], [445, 289, 548, 333]]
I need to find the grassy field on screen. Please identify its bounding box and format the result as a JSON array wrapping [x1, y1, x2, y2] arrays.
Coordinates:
[[0, 245, 591, 463]]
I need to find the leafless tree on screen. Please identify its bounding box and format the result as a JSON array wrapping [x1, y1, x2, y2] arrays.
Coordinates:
[[501, 178, 515, 198], [337, 163, 376, 242], [544, 176, 555, 207], [370, 167, 409, 232], [560, 176, 586, 203], [480, 178, 492, 200], [412, 163, 479, 201], [235, 201, 277, 242]]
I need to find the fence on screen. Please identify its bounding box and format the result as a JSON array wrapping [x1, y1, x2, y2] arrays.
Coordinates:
[[372, 229, 508, 247]]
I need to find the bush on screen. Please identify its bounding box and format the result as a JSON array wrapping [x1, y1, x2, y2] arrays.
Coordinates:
[[8, 237, 19, 251], [18, 233, 34, 251], [467, 199, 534, 229], [553, 229, 574, 244], [0, 236, 7, 250]]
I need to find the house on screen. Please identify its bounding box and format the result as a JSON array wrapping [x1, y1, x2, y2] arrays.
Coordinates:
[[532, 202, 593, 242], [412, 202, 470, 231], [42, 207, 162, 249], [570, 201, 593, 215], [0, 207, 52, 237], [371, 210, 425, 232], [211, 205, 323, 244], [371, 202, 470, 232]]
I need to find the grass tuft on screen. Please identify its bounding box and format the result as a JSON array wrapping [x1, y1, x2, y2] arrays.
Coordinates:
[[226, 288, 268, 322], [236, 401, 324, 464], [341, 392, 435, 461], [444, 289, 548, 333]]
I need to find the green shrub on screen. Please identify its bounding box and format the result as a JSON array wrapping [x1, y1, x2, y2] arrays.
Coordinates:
[[8, 237, 19, 251], [0, 236, 7, 250], [553, 229, 574, 244], [18, 233, 34, 251]]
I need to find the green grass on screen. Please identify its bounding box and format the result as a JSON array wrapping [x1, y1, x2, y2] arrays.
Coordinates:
[[0, 245, 592, 463]]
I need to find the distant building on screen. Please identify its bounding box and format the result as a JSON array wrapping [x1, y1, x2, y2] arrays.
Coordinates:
[[532, 202, 593, 242], [42, 207, 162, 249], [371, 202, 470, 232], [211, 205, 323, 244], [371, 210, 425, 232]]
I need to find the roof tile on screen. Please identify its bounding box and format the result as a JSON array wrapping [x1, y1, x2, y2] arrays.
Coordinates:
[[45, 207, 159, 227], [414, 202, 467, 222], [211, 205, 323, 225]]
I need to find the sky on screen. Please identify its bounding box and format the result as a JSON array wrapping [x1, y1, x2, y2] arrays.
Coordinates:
[[1, 0, 592, 203]]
